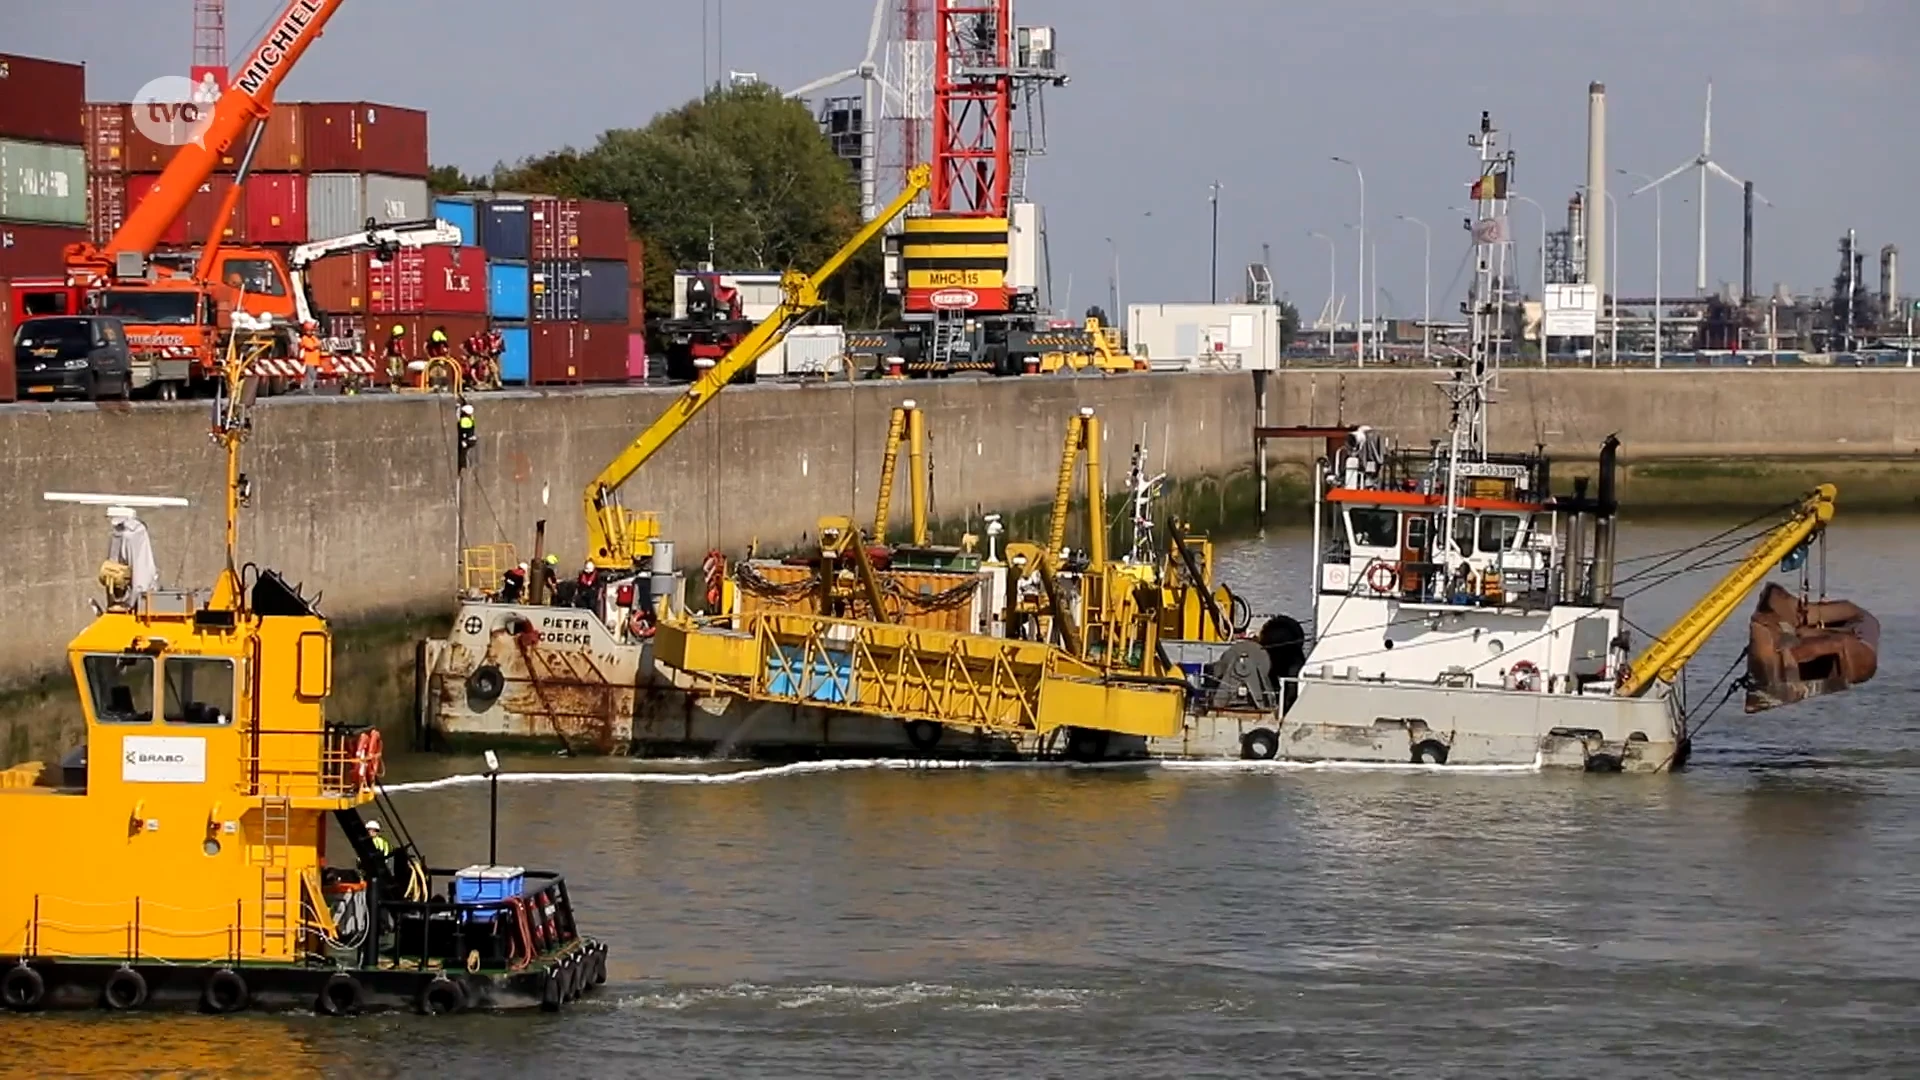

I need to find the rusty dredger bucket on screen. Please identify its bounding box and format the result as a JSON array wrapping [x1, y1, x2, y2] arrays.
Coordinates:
[[1745, 583, 1880, 713]]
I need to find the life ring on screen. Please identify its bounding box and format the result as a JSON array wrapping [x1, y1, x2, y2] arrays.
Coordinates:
[[702, 550, 726, 608], [1509, 660, 1540, 692], [905, 719, 944, 751], [627, 609, 655, 640], [466, 664, 506, 703], [352, 729, 384, 788], [102, 966, 147, 1011], [1240, 728, 1279, 761], [1365, 560, 1399, 595], [317, 971, 364, 1016], [2, 964, 45, 1012], [417, 975, 467, 1015], [201, 968, 250, 1014]]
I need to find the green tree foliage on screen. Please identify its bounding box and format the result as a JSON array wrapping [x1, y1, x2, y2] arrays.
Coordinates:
[[1275, 299, 1301, 350], [486, 84, 881, 325], [427, 164, 486, 196]]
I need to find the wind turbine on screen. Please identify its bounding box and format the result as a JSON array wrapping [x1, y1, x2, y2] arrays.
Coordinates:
[[785, 0, 892, 222], [1632, 80, 1770, 294]]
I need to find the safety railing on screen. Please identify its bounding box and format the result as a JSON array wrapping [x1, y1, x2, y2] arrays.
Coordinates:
[[240, 724, 382, 801], [461, 543, 520, 598], [11, 893, 317, 965]]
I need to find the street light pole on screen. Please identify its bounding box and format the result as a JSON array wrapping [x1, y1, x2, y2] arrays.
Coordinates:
[[1332, 157, 1366, 365], [1608, 189, 1619, 366], [1105, 236, 1119, 322], [1209, 181, 1221, 304], [1624, 169, 1663, 368], [1310, 230, 1336, 356], [1509, 194, 1549, 299], [1397, 215, 1432, 364]]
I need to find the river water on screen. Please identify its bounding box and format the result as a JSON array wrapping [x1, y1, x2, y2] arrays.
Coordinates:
[[9, 519, 1918, 1078]]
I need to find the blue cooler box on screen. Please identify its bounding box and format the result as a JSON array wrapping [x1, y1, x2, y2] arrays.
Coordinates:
[[453, 864, 526, 909]]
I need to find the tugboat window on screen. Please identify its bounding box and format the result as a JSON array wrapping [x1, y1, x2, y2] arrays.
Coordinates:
[[163, 657, 237, 726], [1479, 514, 1521, 554], [1348, 509, 1400, 549], [84, 655, 155, 724]]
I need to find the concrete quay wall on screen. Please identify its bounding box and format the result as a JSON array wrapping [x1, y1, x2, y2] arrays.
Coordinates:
[[2, 367, 1915, 690]]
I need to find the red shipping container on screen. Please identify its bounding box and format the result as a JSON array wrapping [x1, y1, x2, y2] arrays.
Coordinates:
[[304, 103, 429, 178], [245, 174, 307, 244], [384, 314, 488, 381], [217, 103, 305, 173], [627, 332, 647, 381], [530, 198, 631, 261], [88, 173, 127, 245], [123, 109, 182, 172], [0, 278, 14, 403], [306, 251, 371, 314], [180, 176, 247, 245], [532, 322, 627, 385], [84, 104, 130, 174], [369, 246, 488, 315], [0, 54, 86, 145], [0, 222, 86, 278], [627, 286, 644, 331], [625, 237, 645, 284]]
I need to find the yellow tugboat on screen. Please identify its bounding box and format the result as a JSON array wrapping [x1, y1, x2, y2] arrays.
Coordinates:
[[0, 335, 606, 1014]]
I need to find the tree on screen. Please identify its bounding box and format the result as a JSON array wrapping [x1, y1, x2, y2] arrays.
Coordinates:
[[489, 85, 879, 326], [427, 164, 486, 196], [1275, 299, 1301, 350]]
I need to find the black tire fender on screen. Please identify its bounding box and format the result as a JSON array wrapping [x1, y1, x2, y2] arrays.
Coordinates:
[[101, 966, 147, 1011], [904, 719, 943, 751], [1412, 739, 1450, 766], [466, 664, 506, 703], [317, 971, 364, 1017], [418, 975, 466, 1015], [541, 967, 565, 1012], [1240, 727, 1280, 761], [201, 968, 250, 1014], [1064, 727, 1111, 764], [1584, 752, 1624, 774], [2, 964, 45, 1012], [592, 945, 608, 986]]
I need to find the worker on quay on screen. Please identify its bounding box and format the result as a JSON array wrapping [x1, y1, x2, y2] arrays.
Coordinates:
[[383, 324, 408, 385], [540, 553, 561, 600], [500, 562, 528, 604], [298, 321, 324, 394], [428, 325, 452, 360], [366, 821, 393, 857], [575, 560, 601, 611]]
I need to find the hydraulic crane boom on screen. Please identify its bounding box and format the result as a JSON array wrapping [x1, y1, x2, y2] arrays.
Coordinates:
[[584, 164, 934, 567], [1616, 484, 1838, 698], [69, 0, 345, 276]]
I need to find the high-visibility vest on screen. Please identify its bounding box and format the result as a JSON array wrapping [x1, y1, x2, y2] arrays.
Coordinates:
[[299, 334, 323, 368]]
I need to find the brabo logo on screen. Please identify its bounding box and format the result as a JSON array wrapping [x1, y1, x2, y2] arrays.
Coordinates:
[[125, 750, 187, 765], [132, 74, 220, 148]]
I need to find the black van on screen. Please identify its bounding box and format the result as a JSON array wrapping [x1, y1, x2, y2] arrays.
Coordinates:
[[13, 316, 135, 401]]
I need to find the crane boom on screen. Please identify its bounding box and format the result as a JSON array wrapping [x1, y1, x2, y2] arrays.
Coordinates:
[[74, 0, 345, 271], [584, 164, 933, 567], [1615, 484, 1838, 698]]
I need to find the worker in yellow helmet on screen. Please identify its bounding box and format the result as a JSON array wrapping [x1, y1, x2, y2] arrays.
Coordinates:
[[383, 324, 408, 386]]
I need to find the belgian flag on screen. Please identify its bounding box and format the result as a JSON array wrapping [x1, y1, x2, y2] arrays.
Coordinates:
[[1468, 172, 1510, 202]]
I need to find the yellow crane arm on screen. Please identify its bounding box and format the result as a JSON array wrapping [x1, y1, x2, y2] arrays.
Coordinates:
[[584, 164, 933, 565], [1616, 484, 1837, 697]]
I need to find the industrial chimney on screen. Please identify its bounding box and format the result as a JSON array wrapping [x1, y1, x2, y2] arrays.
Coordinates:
[[1882, 245, 1900, 322], [1585, 83, 1608, 303], [1742, 182, 1755, 305]]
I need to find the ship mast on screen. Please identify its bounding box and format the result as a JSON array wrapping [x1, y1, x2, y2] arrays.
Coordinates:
[[208, 303, 269, 611]]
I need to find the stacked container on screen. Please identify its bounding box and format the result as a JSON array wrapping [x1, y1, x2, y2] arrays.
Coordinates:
[[526, 198, 631, 383], [1, 53, 88, 279]]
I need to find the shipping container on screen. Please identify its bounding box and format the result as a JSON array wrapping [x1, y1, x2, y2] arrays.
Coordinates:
[[87, 172, 126, 244], [531, 260, 576, 322], [627, 332, 647, 381], [389, 313, 488, 365], [488, 261, 529, 320], [369, 246, 487, 315], [83, 104, 128, 175], [533, 259, 628, 323], [0, 140, 87, 226], [0, 222, 87, 278], [478, 199, 530, 260], [0, 54, 86, 146], [529, 198, 629, 261], [579, 259, 629, 322], [245, 173, 307, 244], [123, 107, 180, 172], [627, 286, 644, 331], [306, 251, 370, 314], [497, 324, 530, 384], [180, 175, 246, 244], [303, 103, 429, 178], [626, 236, 645, 284], [220, 103, 305, 172], [306, 173, 429, 240], [433, 197, 478, 246], [0, 277, 14, 402], [531, 322, 626, 384]]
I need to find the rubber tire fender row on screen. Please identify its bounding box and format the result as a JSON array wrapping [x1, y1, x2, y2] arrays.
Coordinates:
[[101, 966, 147, 1011], [418, 975, 467, 1016], [201, 968, 250, 1014], [2, 964, 46, 1012], [592, 944, 608, 986], [317, 972, 365, 1017], [1240, 727, 1280, 761], [466, 664, 506, 704], [541, 966, 565, 1012]]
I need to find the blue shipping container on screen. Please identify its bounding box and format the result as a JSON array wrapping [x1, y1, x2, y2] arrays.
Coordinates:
[[433, 198, 478, 247], [579, 259, 630, 323], [533, 259, 629, 323], [497, 324, 529, 383], [480, 199, 531, 261], [489, 261, 530, 320]]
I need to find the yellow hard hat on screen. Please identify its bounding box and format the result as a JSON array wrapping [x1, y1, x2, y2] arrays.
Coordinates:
[[391, 324, 406, 336]]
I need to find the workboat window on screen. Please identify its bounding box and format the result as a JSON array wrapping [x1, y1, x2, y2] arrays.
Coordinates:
[[1348, 508, 1399, 549], [163, 656, 236, 726], [1479, 514, 1522, 554], [83, 654, 155, 724]]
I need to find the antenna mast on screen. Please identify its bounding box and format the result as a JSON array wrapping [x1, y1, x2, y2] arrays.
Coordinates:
[[1452, 110, 1516, 462], [191, 0, 229, 90]]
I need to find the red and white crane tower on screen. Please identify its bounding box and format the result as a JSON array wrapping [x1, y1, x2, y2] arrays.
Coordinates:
[[927, 0, 1061, 217], [191, 0, 229, 93]]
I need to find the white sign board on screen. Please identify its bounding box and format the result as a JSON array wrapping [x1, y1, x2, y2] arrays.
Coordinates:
[[1543, 283, 1600, 338], [122, 736, 208, 784]]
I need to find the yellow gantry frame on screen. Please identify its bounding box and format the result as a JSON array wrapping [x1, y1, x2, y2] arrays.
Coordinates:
[[1046, 409, 1106, 567], [1616, 484, 1838, 697], [872, 402, 929, 548], [585, 164, 935, 567]]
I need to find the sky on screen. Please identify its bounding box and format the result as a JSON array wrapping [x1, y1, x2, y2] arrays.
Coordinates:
[[15, 0, 1916, 320]]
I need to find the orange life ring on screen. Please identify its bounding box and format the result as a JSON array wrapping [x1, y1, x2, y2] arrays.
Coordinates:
[[702, 550, 725, 608], [1365, 560, 1399, 594], [352, 729, 384, 788], [627, 608, 655, 639], [1510, 659, 1540, 691]]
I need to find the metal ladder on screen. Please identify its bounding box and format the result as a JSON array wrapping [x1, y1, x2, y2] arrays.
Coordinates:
[[258, 795, 292, 955], [931, 308, 968, 370]]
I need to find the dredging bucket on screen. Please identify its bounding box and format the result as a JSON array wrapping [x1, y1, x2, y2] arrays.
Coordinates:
[[1744, 582, 1880, 713]]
